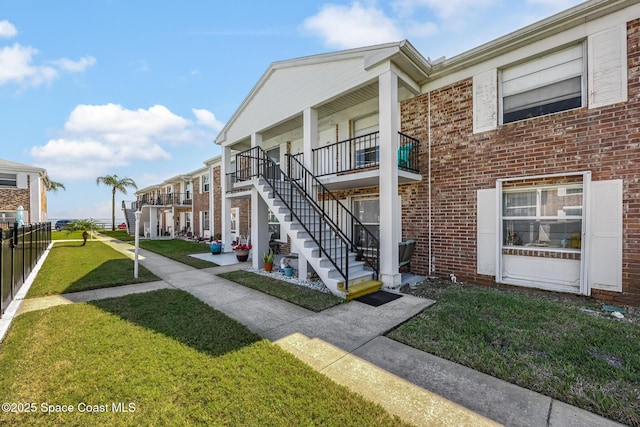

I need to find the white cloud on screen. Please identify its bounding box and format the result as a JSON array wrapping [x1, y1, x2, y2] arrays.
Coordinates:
[[65, 103, 192, 139], [132, 59, 151, 73], [192, 108, 224, 132], [51, 56, 96, 72], [30, 103, 220, 181], [526, 0, 583, 8], [0, 43, 96, 87], [301, 2, 403, 49], [392, 0, 496, 20], [0, 44, 58, 86], [0, 20, 95, 88], [406, 21, 438, 38], [0, 20, 17, 38]]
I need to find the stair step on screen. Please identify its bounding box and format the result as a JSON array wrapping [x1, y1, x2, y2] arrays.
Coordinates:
[[327, 264, 369, 280], [343, 280, 383, 300]]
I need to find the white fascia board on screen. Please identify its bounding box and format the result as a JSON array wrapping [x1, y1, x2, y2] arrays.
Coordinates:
[[215, 41, 412, 147], [423, 0, 640, 92], [203, 154, 221, 166]]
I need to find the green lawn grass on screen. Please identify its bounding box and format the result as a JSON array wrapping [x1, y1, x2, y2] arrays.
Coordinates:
[[137, 239, 218, 269], [388, 282, 640, 426], [0, 290, 409, 426], [51, 230, 89, 240], [219, 270, 344, 312], [26, 241, 159, 297], [100, 230, 135, 242]]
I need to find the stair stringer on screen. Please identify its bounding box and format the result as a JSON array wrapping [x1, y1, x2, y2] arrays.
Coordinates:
[[122, 207, 137, 235], [254, 179, 375, 299]]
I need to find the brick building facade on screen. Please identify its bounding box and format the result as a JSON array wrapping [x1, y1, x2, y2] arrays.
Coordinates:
[[0, 159, 48, 225], [396, 18, 640, 304]]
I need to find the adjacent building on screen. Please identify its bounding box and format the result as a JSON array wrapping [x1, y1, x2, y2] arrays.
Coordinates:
[[132, 0, 639, 304], [0, 158, 49, 226], [213, 0, 639, 303]]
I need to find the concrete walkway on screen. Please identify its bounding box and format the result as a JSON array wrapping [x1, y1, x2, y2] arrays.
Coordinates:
[[3, 237, 625, 427]]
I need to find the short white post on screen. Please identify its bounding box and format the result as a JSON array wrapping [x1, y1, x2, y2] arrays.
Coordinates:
[[134, 210, 142, 278]]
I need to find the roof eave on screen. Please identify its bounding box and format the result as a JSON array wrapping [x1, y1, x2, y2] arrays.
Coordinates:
[[428, 0, 637, 79]]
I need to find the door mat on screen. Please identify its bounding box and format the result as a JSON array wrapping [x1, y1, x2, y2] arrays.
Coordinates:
[[354, 291, 402, 307]]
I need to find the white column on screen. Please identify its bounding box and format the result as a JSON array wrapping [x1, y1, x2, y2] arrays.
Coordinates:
[[149, 207, 158, 238], [221, 146, 232, 252], [303, 108, 318, 171], [208, 165, 214, 239], [251, 132, 262, 177], [251, 187, 269, 269], [378, 70, 401, 287], [299, 107, 318, 279], [171, 206, 176, 238], [134, 210, 141, 278]]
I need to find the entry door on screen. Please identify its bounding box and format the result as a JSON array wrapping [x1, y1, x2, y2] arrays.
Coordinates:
[[230, 207, 240, 241]]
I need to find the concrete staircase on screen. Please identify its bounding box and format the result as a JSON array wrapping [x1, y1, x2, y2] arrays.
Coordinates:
[[255, 177, 381, 299], [122, 207, 137, 235]]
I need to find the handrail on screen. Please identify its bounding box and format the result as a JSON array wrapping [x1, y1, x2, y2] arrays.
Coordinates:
[[311, 131, 421, 176], [136, 192, 192, 207], [234, 146, 379, 290], [312, 131, 379, 177], [287, 153, 379, 279], [398, 132, 420, 173]]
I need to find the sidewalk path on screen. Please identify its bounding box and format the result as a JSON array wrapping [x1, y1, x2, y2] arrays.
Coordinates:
[[3, 236, 625, 427]]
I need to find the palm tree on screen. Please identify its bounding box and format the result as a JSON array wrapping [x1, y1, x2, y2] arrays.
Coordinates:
[[65, 219, 100, 246], [96, 174, 138, 231], [45, 179, 66, 192]]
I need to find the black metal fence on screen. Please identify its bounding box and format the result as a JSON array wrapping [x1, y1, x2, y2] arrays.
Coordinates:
[[311, 131, 421, 177], [136, 193, 192, 207], [0, 222, 51, 317]]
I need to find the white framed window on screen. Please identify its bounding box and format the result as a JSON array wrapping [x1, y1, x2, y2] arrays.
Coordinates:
[[184, 212, 191, 232], [500, 43, 585, 124], [230, 207, 239, 234], [502, 184, 583, 250], [352, 196, 379, 248], [202, 174, 210, 192], [0, 211, 17, 224], [268, 210, 284, 242], [0, 173, 17, 188], [203, 211, 210, 230], [352, 113, 379, 169]]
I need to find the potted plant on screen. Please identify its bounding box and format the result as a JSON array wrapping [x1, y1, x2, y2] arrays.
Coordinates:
[[232, 242, 252, 262], [209, 233, 223, 254], [263, 250, 274, 272], [283, 265, 294, 277], [278, 257, 294, 277]]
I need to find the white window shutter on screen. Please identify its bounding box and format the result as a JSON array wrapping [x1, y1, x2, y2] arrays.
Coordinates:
[[473, 69, 498, 134], [589, 180, 622, 292], [477, 188, 496, 275], [588, 24, 628, 109], [17, 173, 28, 189]]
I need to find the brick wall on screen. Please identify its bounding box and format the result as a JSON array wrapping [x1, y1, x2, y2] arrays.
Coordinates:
[[213, 166, 222, 236], [0, 174, 32, 222], [212, 165, 250, 239], [192, 176, 210, 236], [399, 19, 640, 305], [0, 188, 30, 213]]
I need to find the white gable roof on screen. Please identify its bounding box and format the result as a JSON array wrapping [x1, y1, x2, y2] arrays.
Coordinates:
[[0, 158, 47, 175], [215, 40, 431, 146]]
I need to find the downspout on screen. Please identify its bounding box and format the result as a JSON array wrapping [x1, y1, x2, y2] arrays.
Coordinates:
[[428, 91, 434, 277]]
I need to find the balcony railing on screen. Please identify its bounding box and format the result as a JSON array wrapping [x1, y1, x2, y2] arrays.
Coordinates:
[[311, 131, 420, 177], [398, 132, 420, 174], [137, 192, 192, 207]]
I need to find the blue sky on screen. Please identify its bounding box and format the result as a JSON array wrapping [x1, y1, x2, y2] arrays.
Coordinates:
[[1, 0, 584, 222]]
